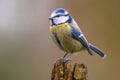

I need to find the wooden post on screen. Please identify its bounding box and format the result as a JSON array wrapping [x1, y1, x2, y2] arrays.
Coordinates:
[[51, 58, 88, 80]]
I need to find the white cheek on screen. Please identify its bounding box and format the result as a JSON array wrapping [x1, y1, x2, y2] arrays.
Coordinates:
[[53, 16, 69, 25]]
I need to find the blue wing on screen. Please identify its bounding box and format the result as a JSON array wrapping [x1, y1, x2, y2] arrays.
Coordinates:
[[70, 25, 93, 55]]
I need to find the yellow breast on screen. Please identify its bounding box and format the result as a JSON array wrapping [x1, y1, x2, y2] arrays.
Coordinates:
[[49, 23, 83, 53]]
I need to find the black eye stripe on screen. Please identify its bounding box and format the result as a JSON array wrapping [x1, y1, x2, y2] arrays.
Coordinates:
[[55, 15, 60, 17], [53, 14, 68, 18]]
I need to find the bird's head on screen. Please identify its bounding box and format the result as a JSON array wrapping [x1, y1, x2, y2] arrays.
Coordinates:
[[49, 8, 72, 26]]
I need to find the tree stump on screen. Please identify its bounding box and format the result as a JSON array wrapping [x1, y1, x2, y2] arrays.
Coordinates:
[[51, 58, 88, 80]]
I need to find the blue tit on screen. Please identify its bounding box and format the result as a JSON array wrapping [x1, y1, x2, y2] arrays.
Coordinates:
[[49, 8, 106, 58]]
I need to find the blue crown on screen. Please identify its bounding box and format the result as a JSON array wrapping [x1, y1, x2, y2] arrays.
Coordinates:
[[54, 8, 67, 14], [51, 8, 68, 17]]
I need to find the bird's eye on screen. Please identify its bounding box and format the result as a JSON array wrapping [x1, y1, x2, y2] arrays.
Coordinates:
[[52, 15, 61, 18], [54, 14, 68, 18], [55, 15, 60, 17]]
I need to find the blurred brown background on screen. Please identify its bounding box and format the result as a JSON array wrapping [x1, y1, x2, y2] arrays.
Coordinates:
[[0, 0, 120, 80]]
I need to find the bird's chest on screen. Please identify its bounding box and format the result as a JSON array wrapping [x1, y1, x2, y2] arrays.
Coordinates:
[[50, 23, 83, 52]]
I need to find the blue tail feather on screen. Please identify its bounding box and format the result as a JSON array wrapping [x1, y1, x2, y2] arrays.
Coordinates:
[[89, 43, 106, 58]]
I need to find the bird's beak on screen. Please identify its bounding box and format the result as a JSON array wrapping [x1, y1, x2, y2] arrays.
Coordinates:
[[48, 17, 52, 20]]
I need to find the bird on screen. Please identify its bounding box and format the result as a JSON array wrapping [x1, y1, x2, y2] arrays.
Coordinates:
[[48, 8, 106, 58]]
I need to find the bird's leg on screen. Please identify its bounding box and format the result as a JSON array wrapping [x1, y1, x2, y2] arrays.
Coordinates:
[[62, 53, 72, 62], [63, 52, 68, 58]]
